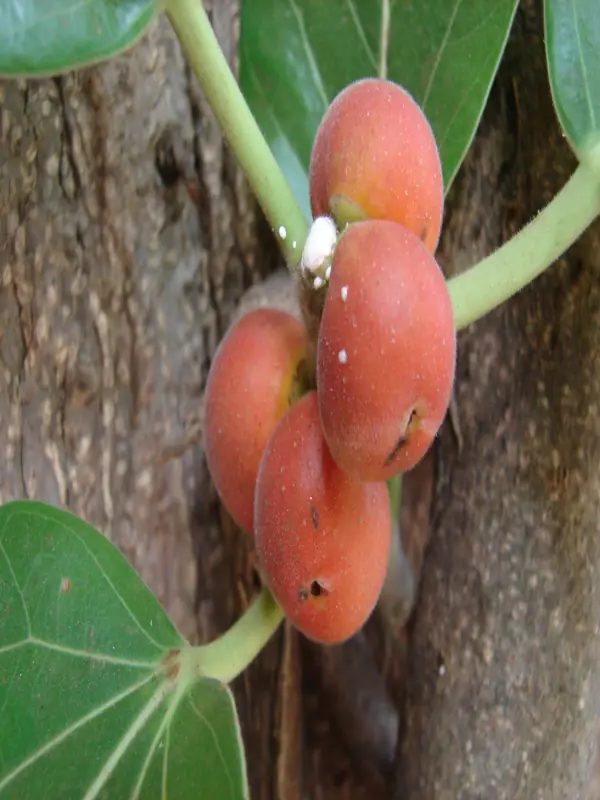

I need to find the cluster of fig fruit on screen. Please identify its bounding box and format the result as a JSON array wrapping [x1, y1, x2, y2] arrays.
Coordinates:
[[204, 78, 456, 645]]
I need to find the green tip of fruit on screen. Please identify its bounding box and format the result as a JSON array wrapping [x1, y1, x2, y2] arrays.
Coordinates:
[[329, 194, 368, 228]]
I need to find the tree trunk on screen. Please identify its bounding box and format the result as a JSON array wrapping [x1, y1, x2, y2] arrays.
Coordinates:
[[1, 1, 599, 799], [396, 2, 600, 798]]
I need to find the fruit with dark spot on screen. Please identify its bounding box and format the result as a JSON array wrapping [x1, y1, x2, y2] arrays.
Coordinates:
[[254, 391, 391, 644], [309, 77, 444, 253], [204, 308, 307, 534], [317, 219, 456, 481]]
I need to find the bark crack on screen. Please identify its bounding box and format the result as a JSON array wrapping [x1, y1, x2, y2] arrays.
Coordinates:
[[53, 75, 82, 201]]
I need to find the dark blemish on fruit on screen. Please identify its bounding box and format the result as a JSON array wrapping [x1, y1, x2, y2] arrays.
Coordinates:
[[311, 505, 319, 530], [384, 409, 417, 466], [310, 580, 328, 597], [300, 581, 329, 601], [384, 435, 407, 466], [420, 224, 428, 242]]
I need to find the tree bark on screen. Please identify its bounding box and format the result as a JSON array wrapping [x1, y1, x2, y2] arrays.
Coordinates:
[[396, 2, 600, 798]]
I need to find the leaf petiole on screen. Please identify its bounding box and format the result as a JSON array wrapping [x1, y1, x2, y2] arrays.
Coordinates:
[[448, 158, 600, 330], [165, 0, 309, 267], [178, 587, 284, 685]]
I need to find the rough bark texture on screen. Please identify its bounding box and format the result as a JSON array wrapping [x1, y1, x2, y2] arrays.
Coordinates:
[[2, 0, 600, 798], [396, 2, 600, 798], [0, 7, 272, 645]]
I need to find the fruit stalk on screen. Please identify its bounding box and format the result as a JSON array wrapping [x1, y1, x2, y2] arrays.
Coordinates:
[[165, 0, 308, 266], [180, 587, 284, 684], [448, 162, 600, 329]]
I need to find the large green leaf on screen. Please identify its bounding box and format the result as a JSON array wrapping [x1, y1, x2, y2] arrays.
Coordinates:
[[0, 0, 158, 78], [545, 0, 600, 154], [0, 501, 247, 799], [240, 0, 518, 214]]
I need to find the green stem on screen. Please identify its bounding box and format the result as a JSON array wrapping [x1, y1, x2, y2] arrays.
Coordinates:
[[387, 475, 403, 520], [179, 587, 284, 685], [165, 0, 309, 267], [448, 162, 600, 330]]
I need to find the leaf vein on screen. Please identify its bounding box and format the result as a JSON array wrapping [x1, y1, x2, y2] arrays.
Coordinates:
[[344, 0, 377, 71], [189, 694, 235, 798], [130, 686, 183, 799], [436, 74, 484, 151], [0, 661, 23, 723], [0, 637, 157, 670], [0, 639, 27, 656], [440, 5, 501, 47], [0, 673, 155, 793], [29, 637, 160, 669], [0, 505, 177, 654], [6, 0, 95, 39], [570, 0, 596, 130], [249, 64, 292, 141], [64, 519, 171, 653], [247, 62, 310, 214], [0, 540, 31, 637], [83, 684, 166, 800], [421, 0, 465, 111], [161, 712, 171, 799], [287, 0, 328, 111]]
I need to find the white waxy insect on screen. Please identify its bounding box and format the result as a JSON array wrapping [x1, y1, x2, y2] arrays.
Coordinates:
[[301, 216, 337, 273], [338, 349, 348, 364]]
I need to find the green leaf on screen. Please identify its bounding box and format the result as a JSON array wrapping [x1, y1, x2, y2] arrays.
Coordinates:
[[0, 501, 248, 799], [545, 0, 600, 154], [0, 0, 158, 78], [240, 0, 518, 210]]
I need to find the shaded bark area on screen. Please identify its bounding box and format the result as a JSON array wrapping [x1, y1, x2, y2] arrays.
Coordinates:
[[396, 3, 600, 797]]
